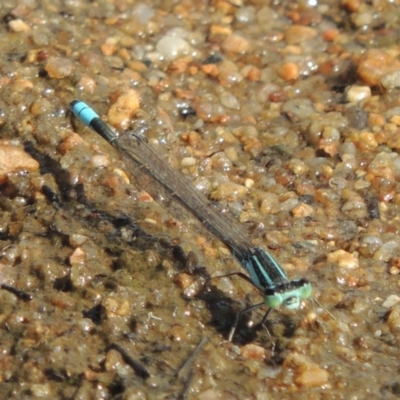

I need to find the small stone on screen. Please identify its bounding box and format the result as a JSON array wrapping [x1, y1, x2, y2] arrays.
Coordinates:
[[284, 352, 329, 387], [174, 273, 195, 290], [59, 134, 84, 155], [357, 49, 400, 86], [69, 234, 88, 247], [278, 62, 299, 81], [260, 193, 279, 214], [380, 71, 400, 90], [322, 29, 339, 42], [241, 343, 267, 360], [69, 247, 86, 267], [345, 86, 371, 102], [108, 89, 140, 130], [90, 154, 110, 168], [218, 60, 243, 86], [287, 159, 309, 175], [292, 202, 314, 218], [382, 295, 400, 308], [296, 366, 330, 387], [76, 75, 97, 93], [351, 11, 374, 28], [30, 383, 52, 397], [318, 138, 339, 157], [0, 143, 39, 183], [390, 266, 400, 275], [357, 131, 378, 151], [386, 305, 400, 333], [104, 297, 130, 317], [209, 24, 232, 36], [282, 98, 316, 121], [327, 249, 359, 269], [211, 182, 247, 202], [284, 25, 317, 44], [8, 19, 30, 32], [219, 91, 240, 110], [45, 56, 74, 79], [181, 157, 197, 167], [221, 33, 251, 53], [341, 0, 362, 12], [373, 241, 399, 262], [201, 63, 219, 77], [30, 98, 52, 116], [105, 349, 125, 372], [156, 35, 191, 61]]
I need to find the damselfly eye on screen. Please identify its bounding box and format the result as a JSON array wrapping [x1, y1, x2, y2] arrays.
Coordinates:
[[264, 292, 283, 309], [299, 281, 312, 299]]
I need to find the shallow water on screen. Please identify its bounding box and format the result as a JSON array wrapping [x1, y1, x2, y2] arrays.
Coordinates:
[[1, 1, 400, 399]]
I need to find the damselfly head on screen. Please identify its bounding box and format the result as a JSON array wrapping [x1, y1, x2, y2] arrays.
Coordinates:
[[264, 279, 312, 310]]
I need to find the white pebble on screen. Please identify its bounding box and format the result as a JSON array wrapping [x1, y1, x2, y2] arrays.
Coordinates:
[[327, 249, 359, 269], [382, 295, 400, 309], [156, 35, 191, 61], [181, 157, 197, 167], [90, 154, 110, 168], [9, 19, 30, 32], [345, 86, 371, 103]]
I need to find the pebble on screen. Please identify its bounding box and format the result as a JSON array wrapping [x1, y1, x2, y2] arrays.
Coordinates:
[[217, 59, 244, 86], [284, 25, 317, 44], [221, 33, 251, 53], [211, 182, 247, 202], [104, 297, 130, 317], [89, 154, 110, 169], [292, 202, 314, 218], [382, 295, 400, 309], [108, 89, 140, 130], [69, 234, 88, 247], [345, 86, 371, 102], [69, 247, 86, 267], [259, 193, 279, 214], [357, 49, 400, 86], [58, 133, 84, 154], [8, 19, 30, 32], [181, 157, 197, 167], [373, 241, 399, 262], [358, 235, 383, 257], [351, 10, 374, 28], [287, 159, 309, 175], [105, 349, 128, 374], [156, 35, 191, 61], [0, 143, 39, 184], [241, 343, 267, 360], [284, 352, 329, 387], [278, 62, 300, 81], [380, 70, 400, 90], [30, 383, 52, 397], [386, 305, 400, 333], [282, 98, 316, 121], [45, 57, 74, 79], [219, 91, 240, 110], [341, 0, 362, 12], [327, 250, 359, 269]]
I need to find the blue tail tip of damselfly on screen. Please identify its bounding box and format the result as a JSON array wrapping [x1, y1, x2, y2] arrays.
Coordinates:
[[70, 99, 80, 108], [70, 100, 100, 127]]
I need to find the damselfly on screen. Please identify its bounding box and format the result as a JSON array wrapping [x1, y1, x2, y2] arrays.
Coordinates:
[[70, 100, 312, 341]]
